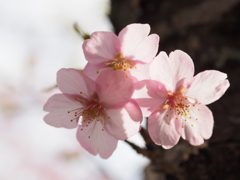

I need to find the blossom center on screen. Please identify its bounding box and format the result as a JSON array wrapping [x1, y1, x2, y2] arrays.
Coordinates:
[[67, 92, 105, 123], [164, 91, 190, 116], [163, 87, 201, 127], [104, 53, 137, 72], [67, 92, 110, 137]]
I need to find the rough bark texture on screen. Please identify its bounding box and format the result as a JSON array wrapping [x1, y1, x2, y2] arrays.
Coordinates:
[[110, 0, 240, 179]]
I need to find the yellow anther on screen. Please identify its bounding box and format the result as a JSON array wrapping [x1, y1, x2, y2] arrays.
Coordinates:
[[104, 53, 136, 73], [178, 88, 185, 94], [163, 104, 169, 109], [168, 92, 174, 96]]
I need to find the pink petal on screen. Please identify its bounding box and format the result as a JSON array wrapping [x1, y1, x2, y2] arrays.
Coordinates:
[[180, 105, 213, 145], [129, 63, 150, 82], [43, 94, 83, 129], [192, 105, 214, 139], [133, 80, 168, 117], [133, 80, 150, 99], [57, 68, 96, 96], [76, 121, 118, 159], [146, 80, 168, 99], [82, 31, 120, 64], [83, 62, 102, 81], [185, 70, 230, 105], [104, 99, 142, 140], [119, 24, 159, 63], [150, 50, 194, 92], [96, 69, 134, 108], [133, 80, 153, 117], [181, 122, 204, 146], [148, 109, 181, 149]]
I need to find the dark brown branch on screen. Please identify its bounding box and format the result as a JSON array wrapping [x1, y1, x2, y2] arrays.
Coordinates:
[[139, 126, 155, 150], [125, 128, 186, 180]]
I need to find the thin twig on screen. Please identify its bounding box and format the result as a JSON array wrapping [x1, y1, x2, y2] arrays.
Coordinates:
[[125, 140, 150, 157], [125, 127, 186, 180], [139, 126, 155, 150], [73, 23, 90, 40]]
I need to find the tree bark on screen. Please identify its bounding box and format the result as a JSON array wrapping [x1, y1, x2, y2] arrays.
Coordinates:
[[110, 0, 240, 179]]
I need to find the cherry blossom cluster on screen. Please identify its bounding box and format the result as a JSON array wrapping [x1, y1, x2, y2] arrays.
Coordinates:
[[43, 24, 230, 159]]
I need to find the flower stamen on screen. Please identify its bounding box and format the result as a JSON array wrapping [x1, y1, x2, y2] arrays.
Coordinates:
[[104, 53, 138, 73]]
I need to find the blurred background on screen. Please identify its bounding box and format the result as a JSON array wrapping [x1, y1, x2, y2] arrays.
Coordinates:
[[1, 0, 240, 180], [0, 0, 148, 180]]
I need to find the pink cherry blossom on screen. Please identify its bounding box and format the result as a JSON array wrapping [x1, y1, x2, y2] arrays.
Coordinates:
[[44, 68, 142, 159], [134, 50, 230, 148], [82, 23, 159, 82]]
